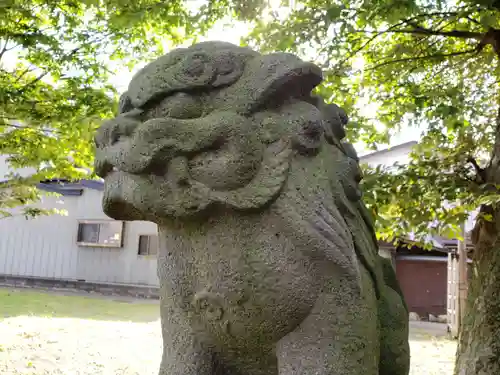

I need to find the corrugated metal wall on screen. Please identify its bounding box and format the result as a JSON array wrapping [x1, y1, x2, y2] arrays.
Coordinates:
[[395, 257, 448, 316], [0, 188, 159, 287]]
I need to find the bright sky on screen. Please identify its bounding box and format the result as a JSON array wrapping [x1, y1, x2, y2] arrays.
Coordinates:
[[108, 18, 249, 92], [107, 16, 423, 153], [2, 2, 422, 154]]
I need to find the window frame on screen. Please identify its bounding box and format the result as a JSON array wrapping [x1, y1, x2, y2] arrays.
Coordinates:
[[137, 234, 159, 257], [76, 219, 124, 248]]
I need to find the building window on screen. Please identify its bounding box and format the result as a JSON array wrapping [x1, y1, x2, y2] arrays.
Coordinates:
[[138, 235, 159, 256], [77, 220, 123, 248]]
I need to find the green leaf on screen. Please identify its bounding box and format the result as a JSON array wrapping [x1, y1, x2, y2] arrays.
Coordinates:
[[230, 0, 499, 247], [0, 0, 217, 217], [326, 5, 343, 20]]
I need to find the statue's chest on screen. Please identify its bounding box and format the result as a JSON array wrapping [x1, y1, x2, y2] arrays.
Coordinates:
[[162, 245, 315, 295], [158, 244, 321, 337]]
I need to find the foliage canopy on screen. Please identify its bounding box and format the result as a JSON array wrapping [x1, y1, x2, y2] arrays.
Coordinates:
[[222, 0, 500, 245], [0, 0, 219, 217], [3, 0, 500, 245]]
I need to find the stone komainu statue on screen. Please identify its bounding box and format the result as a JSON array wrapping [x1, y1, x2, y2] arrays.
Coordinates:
[[95, 41, 410, 375]]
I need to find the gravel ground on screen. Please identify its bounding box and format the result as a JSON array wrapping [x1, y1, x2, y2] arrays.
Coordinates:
[[0, 289, 457, 374], [409, 322, 457, 375], [0, 316, 161, 375], [0, 317, 458, 375]]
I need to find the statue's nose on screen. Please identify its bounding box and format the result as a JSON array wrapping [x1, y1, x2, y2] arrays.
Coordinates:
[[94, 109, 143, 148], [94, 109, 143, 178], [94, 154, 114, 178], [94, 120, 113, 149]]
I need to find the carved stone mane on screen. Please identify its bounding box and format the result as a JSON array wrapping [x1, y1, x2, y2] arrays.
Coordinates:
[[95, 41, 410, 375]]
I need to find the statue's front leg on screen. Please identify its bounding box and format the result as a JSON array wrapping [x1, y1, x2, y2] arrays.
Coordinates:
[[158, 299, 213, 375], [378, 257, 410, 375], [275, 270, 380, 375]]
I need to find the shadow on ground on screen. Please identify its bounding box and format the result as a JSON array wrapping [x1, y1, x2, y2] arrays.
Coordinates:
[[0, 288, 160, 323]]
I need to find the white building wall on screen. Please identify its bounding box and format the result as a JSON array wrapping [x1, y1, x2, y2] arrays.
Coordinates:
[[359, 141, 417, 168], [0, 155, 36, 180], [0, 187, 159, 286], [0, 140, 477, 286], [359, 141, 477, 237]]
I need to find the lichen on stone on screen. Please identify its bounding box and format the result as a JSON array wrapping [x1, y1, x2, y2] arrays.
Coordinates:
[[95, 41, 410, 375]]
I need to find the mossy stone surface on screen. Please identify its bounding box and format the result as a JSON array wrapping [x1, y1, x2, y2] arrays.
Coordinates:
[[95, 41, 410, 375]]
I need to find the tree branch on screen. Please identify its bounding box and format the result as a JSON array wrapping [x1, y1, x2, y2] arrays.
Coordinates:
[[0, 36, 9, 62], [333, 31, 384, 71], [0, 122, 53, 134], [487, 101, 500, 182], [388, 25, 484, 41], [367, 48, 478, 70], [13, 66, 36, 83], [468, 156, 486, 182], [396, 11, 473, 28], [388, 8, 484, 32], [27, 72, 48, 86], [477, 28, 500, 56], [336, 9, 484, 70], [465, 15, 482, 25]]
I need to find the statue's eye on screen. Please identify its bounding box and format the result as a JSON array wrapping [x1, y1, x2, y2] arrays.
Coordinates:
[[144, 92, 203, 120]]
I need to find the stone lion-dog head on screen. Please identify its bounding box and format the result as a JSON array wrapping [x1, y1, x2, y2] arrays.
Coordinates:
[[94, 41, 373, 279]]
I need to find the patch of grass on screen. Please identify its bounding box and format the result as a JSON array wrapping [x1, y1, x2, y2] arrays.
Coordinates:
[[0, 288, 457, 374], [0, 288, 159, 322]]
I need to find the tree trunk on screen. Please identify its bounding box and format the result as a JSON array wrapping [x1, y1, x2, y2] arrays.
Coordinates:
[[454, 229, 500, 374], [455, 103, 500, 374]]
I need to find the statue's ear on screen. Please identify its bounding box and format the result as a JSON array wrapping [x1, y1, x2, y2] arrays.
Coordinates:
[[321, 103, 347, 143], [290, 102, 324, 156], [341, 142, 359, 161], [214, 52, 322, 114]]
